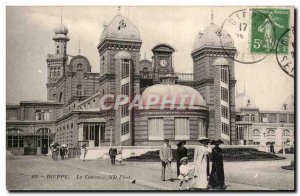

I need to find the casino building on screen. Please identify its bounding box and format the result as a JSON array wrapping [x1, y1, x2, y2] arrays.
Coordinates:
[[6, 10, 293, 155]]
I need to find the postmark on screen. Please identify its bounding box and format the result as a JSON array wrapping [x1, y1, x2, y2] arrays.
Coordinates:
[[276, 26, 294, 77], [219, 9, 275, 64]]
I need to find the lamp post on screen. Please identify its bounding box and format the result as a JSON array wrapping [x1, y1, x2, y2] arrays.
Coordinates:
[[109, 118, 114, 148]]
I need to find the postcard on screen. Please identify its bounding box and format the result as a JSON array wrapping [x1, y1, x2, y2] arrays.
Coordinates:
[[6, 6, 295, 191]]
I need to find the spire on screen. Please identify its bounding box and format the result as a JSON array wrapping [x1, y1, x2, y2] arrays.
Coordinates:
[[211, 9, 214, 24], [78, 36, 81, 54], [60, 7, 63, 23], [144, 52, 146, 60]]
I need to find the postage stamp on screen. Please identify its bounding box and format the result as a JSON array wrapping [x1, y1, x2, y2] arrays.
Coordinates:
[[250, 8, 290, 54]]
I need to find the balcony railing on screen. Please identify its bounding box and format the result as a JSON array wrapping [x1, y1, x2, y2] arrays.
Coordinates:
[[139, 71, 193, 81]]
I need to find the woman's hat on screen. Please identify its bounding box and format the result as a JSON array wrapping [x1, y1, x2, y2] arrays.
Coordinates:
[[211, 139, 224, 145], [180, 157, 188, 163], [177, 140, 186, 146], [198, 137, 210, 143]]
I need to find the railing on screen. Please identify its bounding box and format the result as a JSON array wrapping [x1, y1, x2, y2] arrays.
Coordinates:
[[139, 71, 193, 81]]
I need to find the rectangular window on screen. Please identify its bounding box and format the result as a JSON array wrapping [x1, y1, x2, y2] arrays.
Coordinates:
[[220, 66, 228, 83], [222, 122, 229, 135], [175, 118, 190, 140], [19, 136, 24, 147], [198, 118, 206, 138], [121, 122, 130, 136], [268, 114, 277, 123], [7, 136, 13, 148], [13, 136, 18, 147], [100, 124, 106, 141], [83, 124, 88, 141], [221, 87, 229, 102], [121, 59, 130, 79], [279, 114, 287, 123], [148, 118, 164, 140], [121, 83, 130, 96], [121, 104, 129, 117], [221, 105, 229, 119], [289, 114, 294, 123]]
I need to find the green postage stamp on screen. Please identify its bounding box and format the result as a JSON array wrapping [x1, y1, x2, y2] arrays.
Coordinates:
[[251, 9, 290, 54]]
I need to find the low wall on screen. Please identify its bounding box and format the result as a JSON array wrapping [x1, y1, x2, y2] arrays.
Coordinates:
[[83, 144, 272, 160]]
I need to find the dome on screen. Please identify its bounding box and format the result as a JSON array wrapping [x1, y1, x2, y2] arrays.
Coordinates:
[[282, 94, 294, 111], [192, 23, 234, 51], [100, 14, 141, 42], [235, 93, 258, 112], [141, 83, 206, 109], [115, 51, 132, 60], [213, 57, 229, 66], [54, 23, 68, 35]]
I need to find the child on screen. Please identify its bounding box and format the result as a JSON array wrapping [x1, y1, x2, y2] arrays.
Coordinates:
[[178, 157, 193, 190], [116, 149, 123, 165]]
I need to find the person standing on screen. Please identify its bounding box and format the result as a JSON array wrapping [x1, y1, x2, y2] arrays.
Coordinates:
[[109, 147, 117, 165], [159, 138, 173, 181], [42, 144, 47, 156], [176, 141, 188, 176], [270, 143, 275, 154], [209, 140, 225, 189], [60, 147, 65, 160], [80, 144, 88, 162], [191, 137, 211, 189]]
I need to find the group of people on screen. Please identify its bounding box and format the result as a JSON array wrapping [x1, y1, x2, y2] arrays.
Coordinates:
[[51, 144, 69, 161], [160, 137, 225, 190]]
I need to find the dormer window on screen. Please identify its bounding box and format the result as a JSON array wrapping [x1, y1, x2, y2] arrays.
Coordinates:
[[77, 63, 83, 72]]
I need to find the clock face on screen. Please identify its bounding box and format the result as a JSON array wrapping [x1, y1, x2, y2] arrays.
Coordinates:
[[160, 59, 168, 67]]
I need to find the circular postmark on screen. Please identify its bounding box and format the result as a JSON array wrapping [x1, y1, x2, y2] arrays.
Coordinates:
[[275, 26, 294, 78], [219, 9, 275, 64]]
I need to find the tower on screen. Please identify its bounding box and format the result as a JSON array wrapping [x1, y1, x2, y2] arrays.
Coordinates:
[[152, 44, 175, 83], [46, 13, 69, 102], [97, 11, 142, 146], [191, 12, 237, 144]]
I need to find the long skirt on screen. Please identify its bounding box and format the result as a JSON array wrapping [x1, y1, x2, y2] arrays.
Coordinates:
[[208, 162, 225, 187]]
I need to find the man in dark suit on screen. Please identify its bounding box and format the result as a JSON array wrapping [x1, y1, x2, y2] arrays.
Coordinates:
[[159, 138, 173, 181], [109, 147, 117, 165]]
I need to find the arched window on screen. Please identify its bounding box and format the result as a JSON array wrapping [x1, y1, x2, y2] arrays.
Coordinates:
[[252, 129, 260, 136], [267, 130, 276, 136], [283, 130, 290, 136], [77, 85, 83, 96], [36, 128, 51, 134]]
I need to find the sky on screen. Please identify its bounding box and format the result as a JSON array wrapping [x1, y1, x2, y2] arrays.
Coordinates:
[[6, 6, 294, 110]]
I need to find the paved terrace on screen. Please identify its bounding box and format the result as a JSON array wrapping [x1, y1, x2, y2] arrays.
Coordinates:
[[6, 154, 294, 191]]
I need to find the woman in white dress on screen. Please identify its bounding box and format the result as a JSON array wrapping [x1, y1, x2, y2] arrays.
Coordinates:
[[191, 137, 212, 189]]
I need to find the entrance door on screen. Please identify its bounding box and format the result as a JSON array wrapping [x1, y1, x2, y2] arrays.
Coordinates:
[[41, 139, 48, 154]]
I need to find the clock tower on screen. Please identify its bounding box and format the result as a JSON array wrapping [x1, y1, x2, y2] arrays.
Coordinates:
[[152, 44, 175, 81]]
